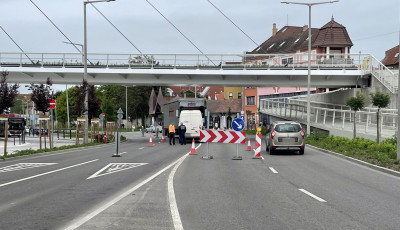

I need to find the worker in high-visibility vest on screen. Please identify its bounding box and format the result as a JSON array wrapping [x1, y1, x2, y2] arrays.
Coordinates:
[[169, 123, 176, 145]]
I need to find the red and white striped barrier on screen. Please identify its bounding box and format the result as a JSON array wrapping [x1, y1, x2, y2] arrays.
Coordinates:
[[200, 130, 246, 144], [253, 134, 262, 159]]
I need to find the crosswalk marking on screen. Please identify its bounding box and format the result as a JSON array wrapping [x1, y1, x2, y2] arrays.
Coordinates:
[[0, 163, 57, 173]]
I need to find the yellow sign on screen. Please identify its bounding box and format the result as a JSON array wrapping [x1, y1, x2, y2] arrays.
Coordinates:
[[256, 126, 262, 134]]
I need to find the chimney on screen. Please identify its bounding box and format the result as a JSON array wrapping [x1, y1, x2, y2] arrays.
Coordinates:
[[272, 23, 277, 36], [303, 25, 309, 31]]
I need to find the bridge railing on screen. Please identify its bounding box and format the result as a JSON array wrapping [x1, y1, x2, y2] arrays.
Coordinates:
[[260, 97, 398, 135], [0, 52, 371, 70]]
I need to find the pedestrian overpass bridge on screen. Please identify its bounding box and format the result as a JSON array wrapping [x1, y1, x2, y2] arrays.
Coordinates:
[[1, 52, 396, 90]]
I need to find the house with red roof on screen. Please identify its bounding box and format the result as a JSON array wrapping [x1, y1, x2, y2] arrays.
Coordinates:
[[244, 17, 353, 126], [381, 45, 399, 70]]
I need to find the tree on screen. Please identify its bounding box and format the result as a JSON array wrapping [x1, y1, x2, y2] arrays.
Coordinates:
[[55, 87, 78, 127], [0, 71, 20, 114], [345, 91, 366, 139], [74, 80, 88, 117], [27, 77, 53, 114], [87, 85, 101, 120], [370, 92, 390, 143]]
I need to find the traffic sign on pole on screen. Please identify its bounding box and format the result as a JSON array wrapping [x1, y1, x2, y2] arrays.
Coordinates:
[[232, 118, 245, 131], [49, 99, 56, 109]]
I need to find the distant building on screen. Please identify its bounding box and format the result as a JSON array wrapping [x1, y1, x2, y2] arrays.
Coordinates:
[[381, 45, 399, 69]]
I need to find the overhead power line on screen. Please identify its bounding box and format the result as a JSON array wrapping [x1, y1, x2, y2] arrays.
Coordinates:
[[145, 0, 216, 66], [90, 4, 143, 54], [29, 0, 82, 54], [207, 0, 267, 53], [353, 30, 399, 42], [0, 25, 34, 64]]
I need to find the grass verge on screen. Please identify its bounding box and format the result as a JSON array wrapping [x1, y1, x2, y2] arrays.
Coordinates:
[[306, 133, 400, 172]]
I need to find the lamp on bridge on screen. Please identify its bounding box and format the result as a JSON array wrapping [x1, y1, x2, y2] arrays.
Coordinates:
[[83, 0, 116, 143], [281, 0, 339, 135]]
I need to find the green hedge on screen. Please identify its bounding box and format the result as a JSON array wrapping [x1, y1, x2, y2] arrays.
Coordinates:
[[306, 133, 400, 171]]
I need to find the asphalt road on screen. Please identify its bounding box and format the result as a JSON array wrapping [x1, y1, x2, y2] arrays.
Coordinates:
[[0, 133, 399, 230]]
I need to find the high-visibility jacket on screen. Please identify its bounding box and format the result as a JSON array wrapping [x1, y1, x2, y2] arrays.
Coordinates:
[[169, 125, 175, 133]]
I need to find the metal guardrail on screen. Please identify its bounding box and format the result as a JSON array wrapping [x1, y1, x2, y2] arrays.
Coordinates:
[[260, 98, 398, 135], [0, 52, 370, 70]]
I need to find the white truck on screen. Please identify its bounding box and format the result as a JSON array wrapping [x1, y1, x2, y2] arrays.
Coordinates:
[[162, 98, 206, 139]]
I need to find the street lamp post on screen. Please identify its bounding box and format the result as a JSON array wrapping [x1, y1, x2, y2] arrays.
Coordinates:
[[84, 0, 116, 143], [281, 0, 338, 135], [63, 41, 83, 130]]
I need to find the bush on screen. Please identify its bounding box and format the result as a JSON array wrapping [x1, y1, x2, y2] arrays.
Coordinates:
[[306, 133, 399, 171]]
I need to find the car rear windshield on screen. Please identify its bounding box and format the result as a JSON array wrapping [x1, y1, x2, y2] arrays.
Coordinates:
[[275, 124, 301, 133]]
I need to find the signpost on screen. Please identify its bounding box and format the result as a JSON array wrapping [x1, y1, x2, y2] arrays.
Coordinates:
[[113, 108, 123, 157], [49, 99, 56, 148]]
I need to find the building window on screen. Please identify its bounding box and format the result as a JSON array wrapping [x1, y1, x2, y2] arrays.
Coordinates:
[[229, 92, 233, 99], [247, 96, 255, 106], [238, 92, 242, 99]]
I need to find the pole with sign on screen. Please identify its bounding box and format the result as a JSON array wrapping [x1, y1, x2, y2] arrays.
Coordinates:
[[113, 108, 123, 157], [232, 118, 245, 160], [49, 99, 56, 148]]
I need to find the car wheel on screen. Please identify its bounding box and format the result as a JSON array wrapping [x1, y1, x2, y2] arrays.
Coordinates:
[[299, 149, 304, 155], [269, 147, 275, 155]]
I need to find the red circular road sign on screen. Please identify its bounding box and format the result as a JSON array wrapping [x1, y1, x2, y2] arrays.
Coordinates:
[[49, 99, 56, 109]]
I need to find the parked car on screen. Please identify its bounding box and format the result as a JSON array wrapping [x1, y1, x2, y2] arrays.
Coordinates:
[[145, 125, 162, 133], [265, 121, 305, 155], [33, 128, 48, 136]]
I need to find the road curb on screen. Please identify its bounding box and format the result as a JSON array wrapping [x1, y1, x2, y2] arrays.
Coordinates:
[[306, 144, 400, 178]]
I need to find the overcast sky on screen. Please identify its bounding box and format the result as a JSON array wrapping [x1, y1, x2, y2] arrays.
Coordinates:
[[1, 0, 399, 92]]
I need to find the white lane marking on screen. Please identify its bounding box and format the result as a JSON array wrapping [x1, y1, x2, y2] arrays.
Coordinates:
[[168, 143, 201, 230], [64, 143, 202, 230], [269, 167, 278, 174], [0, 163, 57, 173], [138, 147, 144, 150], [87, 163, 148, 180], [119, 152, 127, 155], [0, 159, 98, 188], [298, 189, 327, 202]]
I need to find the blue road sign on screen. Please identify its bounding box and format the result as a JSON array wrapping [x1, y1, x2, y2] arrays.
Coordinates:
[[232, 118, 245, 131], [240, 115, 245, 121]]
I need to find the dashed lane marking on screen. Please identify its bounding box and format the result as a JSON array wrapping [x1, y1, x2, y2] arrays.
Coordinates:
[[298, 189, 327, 202], [138, 147, 144, 150], [269, 167, 278, 174]]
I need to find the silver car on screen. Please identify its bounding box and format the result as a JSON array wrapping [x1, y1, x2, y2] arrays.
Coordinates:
[[265, 121, 305, 155]]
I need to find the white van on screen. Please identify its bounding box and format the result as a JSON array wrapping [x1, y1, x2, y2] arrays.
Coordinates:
[[179, 110, 203, 139]]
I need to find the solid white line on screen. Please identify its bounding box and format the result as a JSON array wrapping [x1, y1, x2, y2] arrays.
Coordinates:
[[64, 143, 202, 230], [269, 167, 278, 174], [0, 159, 98, 188], [298, 189, 327, 202], [168, 155, 187, 230], [168, 143, 202, 230]]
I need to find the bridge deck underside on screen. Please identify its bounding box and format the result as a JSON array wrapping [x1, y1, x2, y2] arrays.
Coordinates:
[[5, 67, 365, 87]]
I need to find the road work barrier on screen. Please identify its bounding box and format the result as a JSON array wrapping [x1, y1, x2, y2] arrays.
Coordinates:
[[199, 130, 246, 160]]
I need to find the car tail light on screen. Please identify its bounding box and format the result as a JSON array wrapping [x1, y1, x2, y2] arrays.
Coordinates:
[[300, 129, 305, 139], [271, 129, 276, 139]]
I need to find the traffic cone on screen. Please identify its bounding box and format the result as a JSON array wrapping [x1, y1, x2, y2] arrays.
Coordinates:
[[246, 138, 251, 151], [161, 135, 165, 143], [149, 135, 153, 146], [190, 138, 197, 155]]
